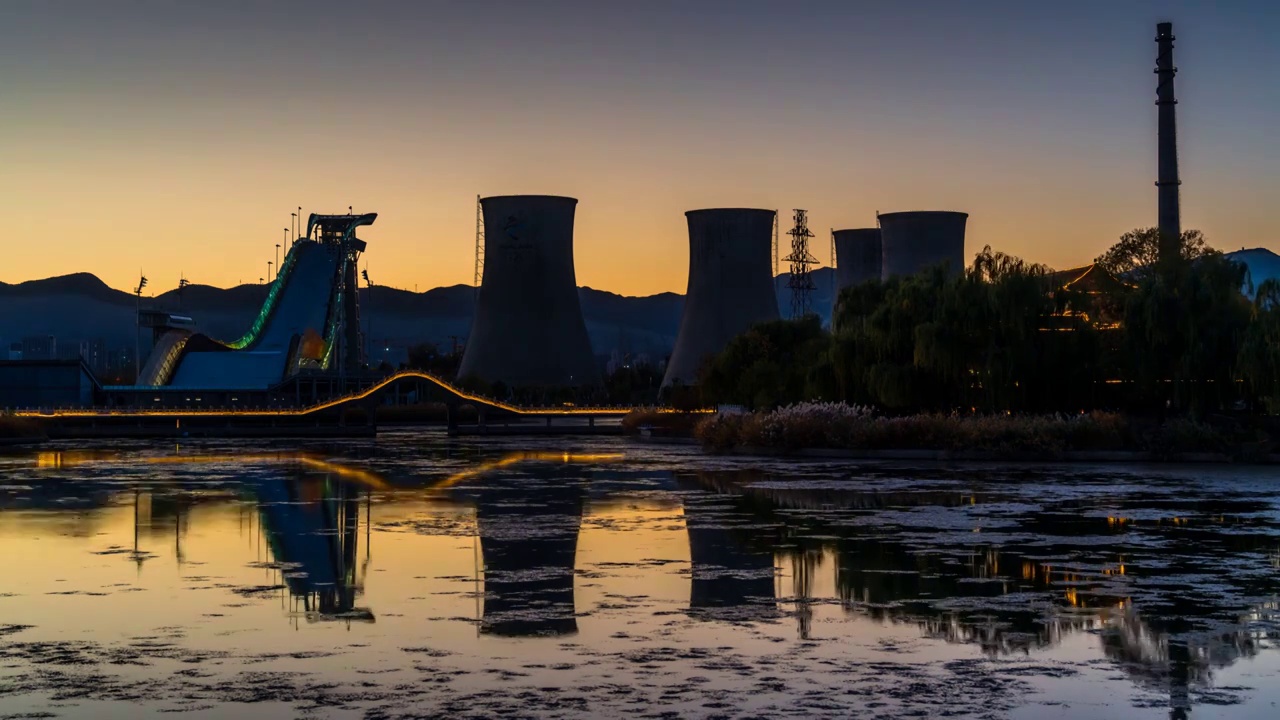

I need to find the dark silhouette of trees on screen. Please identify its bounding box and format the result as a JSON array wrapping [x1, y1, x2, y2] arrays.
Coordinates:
[[1094, 227, 1211, 281], [697, 232, 1267, 418], [699, 315, 832, 409], [1237, 279, 1280, 412]]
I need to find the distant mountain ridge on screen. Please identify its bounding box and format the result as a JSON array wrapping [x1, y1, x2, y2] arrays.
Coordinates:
[[7, 250, 1272, 361], [0, 268, 838, 360]]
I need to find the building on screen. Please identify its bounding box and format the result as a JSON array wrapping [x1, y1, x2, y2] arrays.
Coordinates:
[[21, 335, 57, 361], [663, 208, 779, 387], [79, 338, 108, 375], [458, 195, 599, 387], [0, 359, 100, 408]]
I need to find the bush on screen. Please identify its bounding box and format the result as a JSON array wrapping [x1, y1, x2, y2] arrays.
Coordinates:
[[691, 406, 1150, 457]]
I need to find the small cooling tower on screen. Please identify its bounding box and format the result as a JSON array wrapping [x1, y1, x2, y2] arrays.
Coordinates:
[[832, 228, 883, 329], [878, 211, 968, 280], [833, 228, 882, 293], [458, 195, 599, 387], [662, 208, 779, 387]]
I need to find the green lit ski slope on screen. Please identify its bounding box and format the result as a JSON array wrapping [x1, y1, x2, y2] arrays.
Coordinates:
[[147, 240, 343, 389]]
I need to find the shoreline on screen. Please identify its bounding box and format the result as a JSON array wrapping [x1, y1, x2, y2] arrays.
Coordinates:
[[630, 435, 1279, 464]]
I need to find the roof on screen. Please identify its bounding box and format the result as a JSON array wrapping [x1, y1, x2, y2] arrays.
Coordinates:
[[1047, 264, 1131, 294], [0, 358, 102, 390]]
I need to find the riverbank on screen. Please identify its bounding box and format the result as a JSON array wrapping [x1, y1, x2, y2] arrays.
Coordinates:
[[627, 404, 1280, 464], [632, 434, 1277, 464]]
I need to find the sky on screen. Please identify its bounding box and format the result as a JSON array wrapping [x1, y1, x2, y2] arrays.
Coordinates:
[[2, 0, 1278, 297]]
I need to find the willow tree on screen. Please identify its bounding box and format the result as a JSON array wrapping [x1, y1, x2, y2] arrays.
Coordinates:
[[1121, 252, 1250, 414], [1237, 279, 1280, 413]]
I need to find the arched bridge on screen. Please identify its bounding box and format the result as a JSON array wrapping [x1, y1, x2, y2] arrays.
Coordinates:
[[13, 371, 646, 421]]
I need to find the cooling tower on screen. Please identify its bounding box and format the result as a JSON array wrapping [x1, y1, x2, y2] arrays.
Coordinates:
[[662, 208, 779, 388], [458, 195, 599, 387], [833, 228, 883, 293], [878, 211, 969, 280]]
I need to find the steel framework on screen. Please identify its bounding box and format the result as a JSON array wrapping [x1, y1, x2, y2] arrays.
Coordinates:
[[783, 209, 819, 318]]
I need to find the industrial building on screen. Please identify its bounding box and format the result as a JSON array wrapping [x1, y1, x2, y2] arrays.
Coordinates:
[[458, 195, 599, 388], [0, 359, 100, 407], [833, 228, 882, 297], [663, 208, 780, 387], [878, 211, 969, 280]]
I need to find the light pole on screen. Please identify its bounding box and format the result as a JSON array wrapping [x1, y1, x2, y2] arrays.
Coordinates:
[[268, 261, 273, 284], [134, 273, 148, 382], [290, 212, 297, 241], [361, 267, 372, 367], [275, 243, 281, 278]]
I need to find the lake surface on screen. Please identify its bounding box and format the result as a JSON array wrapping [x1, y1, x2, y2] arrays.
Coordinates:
[[1, 431, 1278, 719]]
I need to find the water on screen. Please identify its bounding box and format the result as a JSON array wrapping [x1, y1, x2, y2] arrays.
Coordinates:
[[2, 431, 1279, 719]]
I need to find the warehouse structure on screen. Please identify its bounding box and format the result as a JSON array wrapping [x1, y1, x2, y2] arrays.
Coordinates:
[[458, 195, 599, 388], [663, 208, 780, 388]]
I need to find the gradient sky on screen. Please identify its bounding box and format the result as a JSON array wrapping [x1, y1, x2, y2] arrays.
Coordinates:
[[3, 0, 1277, 296]]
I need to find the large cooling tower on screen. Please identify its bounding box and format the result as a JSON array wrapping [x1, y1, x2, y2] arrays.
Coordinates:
[[833, 228, 882, 293], [878, 211, 968, 280], [458, 195, 599, 387], [662, 208, 779, 387]]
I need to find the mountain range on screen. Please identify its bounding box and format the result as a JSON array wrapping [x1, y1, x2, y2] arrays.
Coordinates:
[[0, 268, 839, 361], [4, 249, 1275, 362]]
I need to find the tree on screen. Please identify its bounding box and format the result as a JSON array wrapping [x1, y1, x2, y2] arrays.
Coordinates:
[[1121, 252, 1250, 414], [1094, 227, 1211, 281], [1237, 279, 1280, 412], [698, 316, 830, 409]]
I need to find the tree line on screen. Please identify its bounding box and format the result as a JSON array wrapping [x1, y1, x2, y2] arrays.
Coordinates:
[[695, 228, 1280, 417]]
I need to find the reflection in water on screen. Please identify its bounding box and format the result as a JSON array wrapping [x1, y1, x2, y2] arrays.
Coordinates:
[[685, 469, 1280, 718], [473, 476, 585, 637], [3, 443, 1280, 718], [679, 478, 780, 623], [250, 475, 372, 622]]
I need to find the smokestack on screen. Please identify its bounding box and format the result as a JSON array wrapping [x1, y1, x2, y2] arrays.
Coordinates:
[[1155, 21, 1181, 263]]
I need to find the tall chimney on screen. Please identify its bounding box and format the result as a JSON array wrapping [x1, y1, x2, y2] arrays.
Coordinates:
[[1155, 21, 1181, 264]]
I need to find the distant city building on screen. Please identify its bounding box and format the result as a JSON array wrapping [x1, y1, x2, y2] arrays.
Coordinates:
[[104, 347, 135, 383], [6, 342, 21, 361], [21, 335, 57, 361], [79, 338, 108, 375], [57, 343, 83, 361]]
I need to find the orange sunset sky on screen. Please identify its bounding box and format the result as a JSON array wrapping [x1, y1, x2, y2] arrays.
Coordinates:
[[3, 1, 1277, 297]]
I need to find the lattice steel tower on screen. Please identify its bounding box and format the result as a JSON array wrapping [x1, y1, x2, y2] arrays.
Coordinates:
[[772, 210, 779, 275], [783, 209, 819, 318]]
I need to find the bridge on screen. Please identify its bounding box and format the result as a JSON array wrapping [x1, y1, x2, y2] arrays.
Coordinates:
[[10, 370, 678, 437]]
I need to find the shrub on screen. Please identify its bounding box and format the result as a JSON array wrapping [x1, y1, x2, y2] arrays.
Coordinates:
[[690, 406, 1146, 457]]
